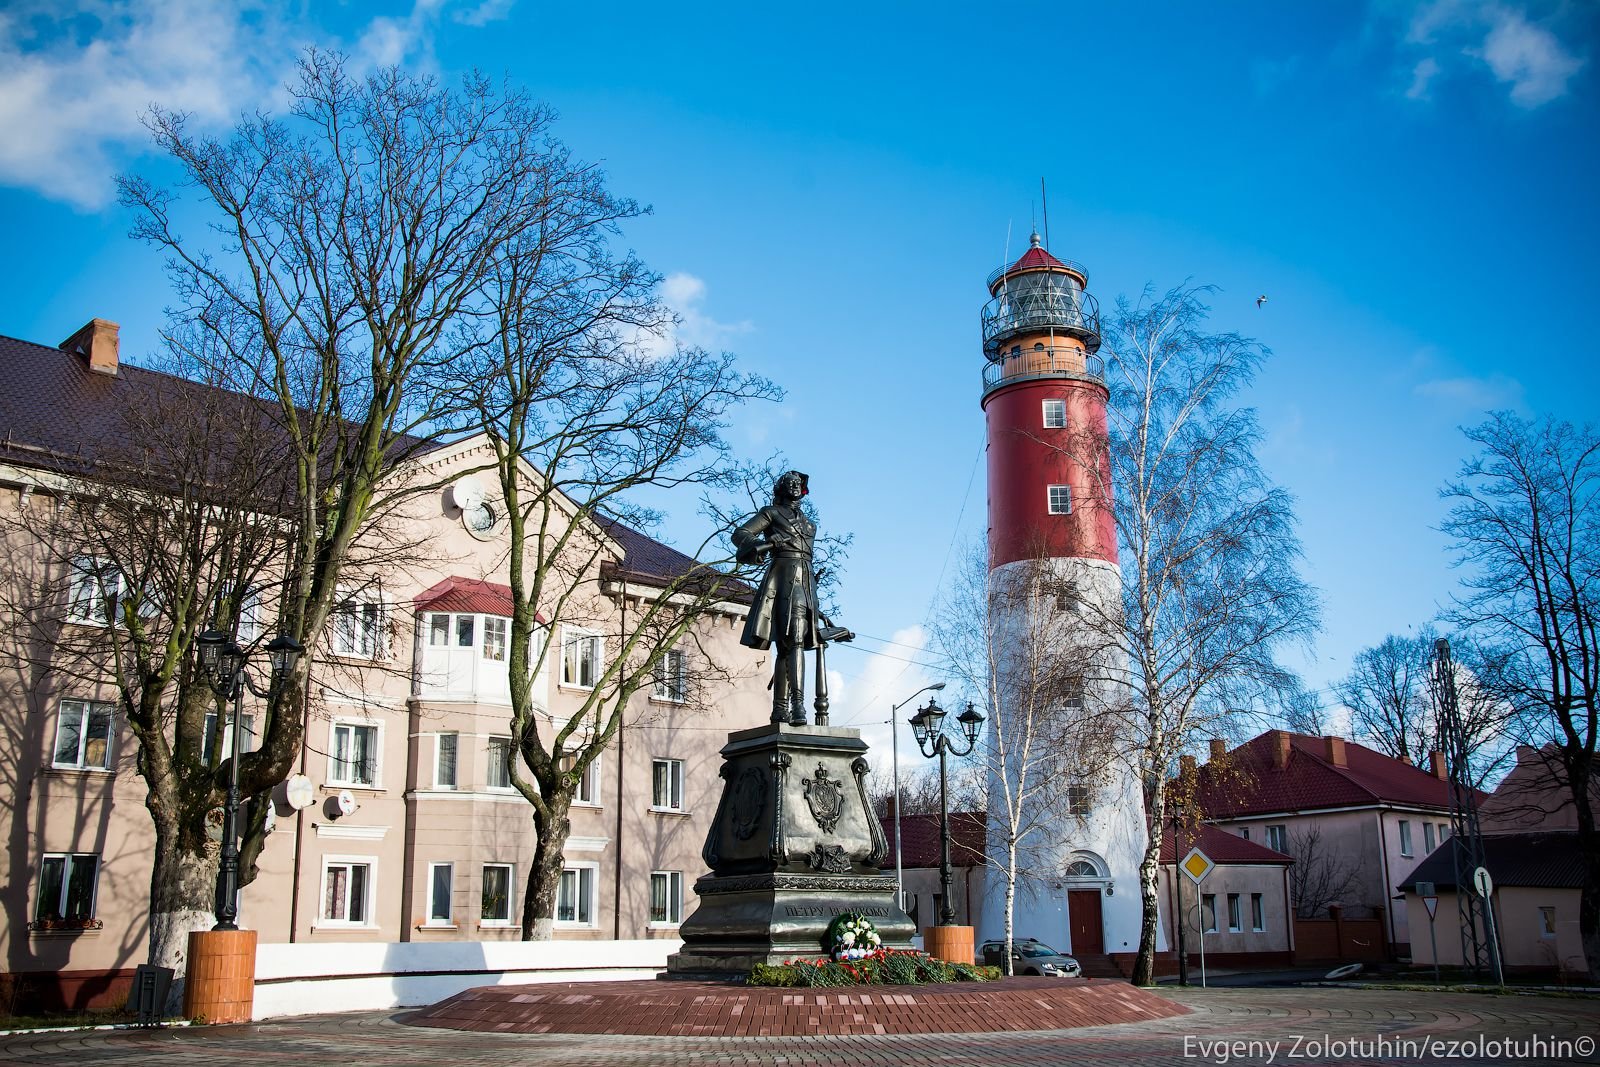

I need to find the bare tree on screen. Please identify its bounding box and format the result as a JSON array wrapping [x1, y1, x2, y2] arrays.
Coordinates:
[[1338, 631, 1439, 765], [1441, 412, 1599, 979], [1090, 286, 1320, 986], [868, 763, 984, 820], [930, 541, 1117, 975], [114, 52, 579, 975], [1285, 825, 1361, 919], [451, 167, 780, 938]]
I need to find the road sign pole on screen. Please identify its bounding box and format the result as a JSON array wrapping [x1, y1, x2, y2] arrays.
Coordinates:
[[1428, 912, 1440, 984]]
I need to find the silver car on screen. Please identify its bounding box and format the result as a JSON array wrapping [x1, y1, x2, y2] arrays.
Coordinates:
[[980, 938, 1083, 977]]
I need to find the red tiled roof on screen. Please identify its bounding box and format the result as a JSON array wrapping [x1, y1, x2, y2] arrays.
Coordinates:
[[1008, 244, 1070, 274], [881, 810, 986, 869], [1196, 731, 1466, 819], [414, 576, 548, 622], [1160, 824, 1293, 866]]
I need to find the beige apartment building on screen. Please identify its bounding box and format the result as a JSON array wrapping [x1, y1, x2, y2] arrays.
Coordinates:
[[0, 322, 769, 1007]]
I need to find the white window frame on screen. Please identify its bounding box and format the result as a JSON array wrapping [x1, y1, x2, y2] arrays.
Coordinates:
[[651, 758, 686, 813], [425, 862, 454, 926], [560, 627, 603, 689], [331, 591, 387, 659], [1251, 893, 1266, 932], [328, 719, 381, 788], [555, 862, 599, 928], [1046, 484, 1072, 515], [434, 732, 458, 790], [653, 647, 688, 703], [650, 870, 684, 927], [65, 555, 118, 626], [1239, 827, 1251, 842], [486, 735, 514, 791], [1398, 819, 1413, 857], [480, 862, 515, 926], [1539, 905, 1557, 939], [233, 585, 266, 645], [1202, 893, 1218, 933], [35, 852, 100, 923], [318, 855, 377, 928], [53, 699, 115, 771], [1042, 398, 1067, 429], [1227, 892, 1242, 932], [481, 616, 508, 662], [202, 709, 257, 766], [1438, 822, 1451, 841], [563, 754, 601, 806], [1265, 825, 1287, 853], [1423, 821, 1436, 853]]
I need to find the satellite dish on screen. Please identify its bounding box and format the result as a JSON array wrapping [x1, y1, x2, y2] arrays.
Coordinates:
[[282, 774, 316, 811], [449, 476, 486, 511], [324, 790, 357, 819]]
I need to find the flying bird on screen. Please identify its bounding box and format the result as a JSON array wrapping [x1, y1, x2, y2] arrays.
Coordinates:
[[1256, 295, 1268, 309]]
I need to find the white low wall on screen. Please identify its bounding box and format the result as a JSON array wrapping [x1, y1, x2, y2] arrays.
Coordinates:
[[252, 938, 682, 1020]]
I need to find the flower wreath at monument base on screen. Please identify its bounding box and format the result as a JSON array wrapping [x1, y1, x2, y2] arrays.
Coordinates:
[[823, 912, 882, 961]]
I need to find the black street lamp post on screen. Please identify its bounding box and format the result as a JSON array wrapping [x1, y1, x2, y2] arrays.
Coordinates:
[[909, 699, 985, 926], [195, 628, 302, 931]]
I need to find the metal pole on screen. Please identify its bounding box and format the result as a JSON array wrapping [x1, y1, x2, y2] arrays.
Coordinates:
[[1195, 901, 1207, 987], [214, 678, 243, 931], [1428, 912, 1440, 984], [937, 738, 954, 926], [1483, 890, 1505, 989], [893, 715, 903, 904], [1175, 869, 1189, 987]]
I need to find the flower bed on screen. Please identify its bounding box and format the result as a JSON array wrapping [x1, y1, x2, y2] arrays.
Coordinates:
[[748, 949, 999, 988]]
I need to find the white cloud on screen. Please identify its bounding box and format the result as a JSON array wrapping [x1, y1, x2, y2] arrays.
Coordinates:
[[1397, 1, 1585, 109], [0, 0, 500, 211], [1413, 372, 1527, 412], [635, 271, 756, 359], [826, 625, 939, 783]]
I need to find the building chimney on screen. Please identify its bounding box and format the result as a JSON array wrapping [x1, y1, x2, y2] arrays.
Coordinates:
[[60, 318, 120, 376], [1271, 730, 1292, 770], [1323, 735, 1347, 767], [1429, 750, 1448, 781], [1209, 738, 1227, 762]]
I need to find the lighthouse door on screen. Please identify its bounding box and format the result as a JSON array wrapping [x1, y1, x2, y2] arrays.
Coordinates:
[[1067, 890, 1104, 954]]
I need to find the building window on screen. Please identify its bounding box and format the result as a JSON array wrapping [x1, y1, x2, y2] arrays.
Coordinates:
[[1251, 893, 1266, 932], [1062, 675, 1084, 713], [1042, 399, 1067, 429], [557, 865, 596, 926], [1227, 893, 1242, 932], [652, 758, 685, 812], [321, 859, 374, 926], [202, 710, 257, 765], [53, 700, 115, 771], [654, 647, 687, 703], [234, 587, 266, 644], [426, 863, 453, 925], [330, 722, 378, 787], [66, 556, 119, 625], [1065, 785, 1092, 816], [482, 617, 508, 662], [650, 871, 684, 926], [1265, 825, 1287, 853], [1202, 893, 1217, 933], [435, 732, 458, 789], [481, 863, 514, 925], [1438, 822, 1450, 841], [1239, 827, 1251, 842], [36, 853, 99, 922], [563, 754, 600, 806], [1046, 484, 1072, 515], [561, 629, 602, 688], [332, 594, 385, 658], [1423, 821, 1436, 853], [1399, 820, 1413, 857], [1540, 906, 1557, 938], [487, 736, 514, 790]]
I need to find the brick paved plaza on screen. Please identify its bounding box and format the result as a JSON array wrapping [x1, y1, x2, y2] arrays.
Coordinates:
[[2, 985, 1597, 1066]]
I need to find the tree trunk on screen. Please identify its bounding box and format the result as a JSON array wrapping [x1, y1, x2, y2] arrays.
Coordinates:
[[147, 824, 216, 1012], [1003, 859, 1017, 977], [522, 798, 572, 941], [1131, 783, 1164, 986]]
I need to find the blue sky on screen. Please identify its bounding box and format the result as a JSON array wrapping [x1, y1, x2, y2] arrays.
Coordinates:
[[2, 1, 1596, 758]]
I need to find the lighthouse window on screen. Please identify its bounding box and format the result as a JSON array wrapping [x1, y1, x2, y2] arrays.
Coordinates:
[[1047, 485, 1072, 515], [1042, 399, 1067, 429]]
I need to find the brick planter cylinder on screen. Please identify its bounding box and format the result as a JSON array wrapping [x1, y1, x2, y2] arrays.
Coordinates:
[[923, 924, 975, 965], [184, 929, 257, 1024]]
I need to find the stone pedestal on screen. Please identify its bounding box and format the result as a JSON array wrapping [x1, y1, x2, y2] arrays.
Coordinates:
[[667, 724, 916, 975]]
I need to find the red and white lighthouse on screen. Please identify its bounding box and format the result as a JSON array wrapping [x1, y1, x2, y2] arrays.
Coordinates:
[[977, 232, 1146, 963]]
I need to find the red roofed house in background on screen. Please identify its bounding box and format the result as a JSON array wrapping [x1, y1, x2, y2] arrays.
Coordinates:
[[1156, 825, 1295, 974], [1194, 731, 1459, 961]]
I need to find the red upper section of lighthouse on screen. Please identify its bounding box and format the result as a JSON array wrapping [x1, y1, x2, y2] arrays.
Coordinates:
[[985, 232, 1090, 297]]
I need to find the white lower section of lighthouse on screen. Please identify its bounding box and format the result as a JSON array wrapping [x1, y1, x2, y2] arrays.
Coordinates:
[[975, 557, 1157, 966]]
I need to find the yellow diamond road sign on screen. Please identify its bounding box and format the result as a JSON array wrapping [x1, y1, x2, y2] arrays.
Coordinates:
[[1180, 847, 1214, 884]]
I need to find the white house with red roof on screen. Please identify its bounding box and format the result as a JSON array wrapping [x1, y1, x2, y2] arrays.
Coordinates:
[[1194, 730, 1460, 958]]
